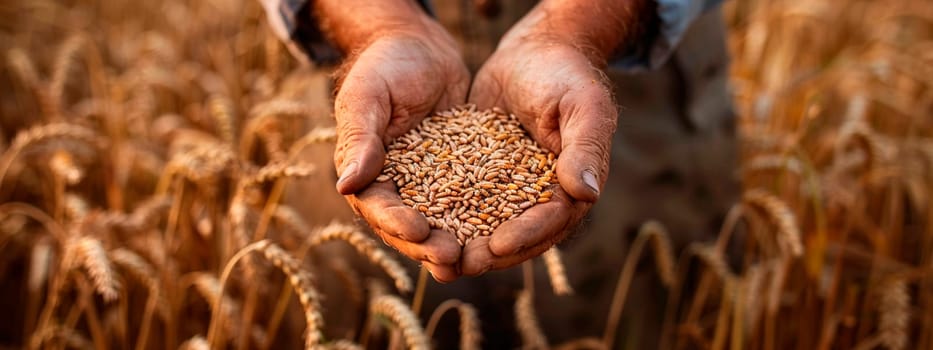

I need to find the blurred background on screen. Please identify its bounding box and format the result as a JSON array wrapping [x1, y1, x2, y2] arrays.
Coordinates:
[[0, 0, 930, 349]]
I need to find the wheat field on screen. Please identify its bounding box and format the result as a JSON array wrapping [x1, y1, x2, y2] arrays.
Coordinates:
[[0, 0, 930, 349]]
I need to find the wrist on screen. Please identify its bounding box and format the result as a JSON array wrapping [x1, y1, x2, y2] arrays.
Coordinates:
[[313, 0, 445, 54], [500, 0, 653, 66]]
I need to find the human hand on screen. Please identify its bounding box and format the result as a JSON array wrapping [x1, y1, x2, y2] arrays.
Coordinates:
[[316, 0, 470, 281], [460, 1, 643, 275]]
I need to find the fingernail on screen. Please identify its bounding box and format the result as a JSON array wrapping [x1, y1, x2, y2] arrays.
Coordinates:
[[337, 161, 358, 187], [582, 170, 599, 195]]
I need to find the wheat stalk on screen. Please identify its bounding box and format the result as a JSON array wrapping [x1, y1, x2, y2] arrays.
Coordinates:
[[603, 220, 677, 347], [305, 222, 413, 293], [6, 47, 40, 88], [369, 294, 431, 350], [48, 35, 87, 117], [515, 290, 548, 349], [424, 299, 482, 350]]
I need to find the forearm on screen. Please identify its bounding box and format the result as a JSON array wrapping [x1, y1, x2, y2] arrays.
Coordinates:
[[312, 0, 436, 53], [504, 0, 656, 66]]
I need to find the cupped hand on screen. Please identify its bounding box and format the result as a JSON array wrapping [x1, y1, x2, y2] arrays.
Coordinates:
[[333, 23, 470, 282], [461, 33, 619, 276]]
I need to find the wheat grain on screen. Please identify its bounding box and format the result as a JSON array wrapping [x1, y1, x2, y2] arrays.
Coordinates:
[[369, 294, 430, 350], [306, 222, 413, 293], [515, 290, 548, 349], [542, 247, 574, 296], [377, 105, 557, 245]]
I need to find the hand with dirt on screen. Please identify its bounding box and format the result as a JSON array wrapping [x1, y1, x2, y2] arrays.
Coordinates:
[[461, 0, 653, 275], [315, 0, 470, 282]]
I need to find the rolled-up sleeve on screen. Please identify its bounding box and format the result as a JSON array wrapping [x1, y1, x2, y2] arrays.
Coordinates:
[[257, 0, 432, 66], [613, 0, 725, 70]]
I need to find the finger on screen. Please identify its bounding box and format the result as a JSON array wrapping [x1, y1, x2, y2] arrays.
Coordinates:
[[487, 187, 573, 256], [461, 236, 553, 276], [334, 71, 391, 195], [466, 65, 504, 109], [377, 229, 461, 265], [422, 261, 460, 283], [555, 82, 618, 202], [435, 65, 471, 112], [348, 181, 430, 242]]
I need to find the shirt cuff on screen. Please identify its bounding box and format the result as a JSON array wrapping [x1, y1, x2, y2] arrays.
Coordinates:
[[258, 0, 433, 65], [611, 0, 724, 71]]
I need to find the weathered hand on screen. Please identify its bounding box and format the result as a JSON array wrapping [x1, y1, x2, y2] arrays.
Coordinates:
[[461, 24, 619, 276], [326, 6, 470, 282]]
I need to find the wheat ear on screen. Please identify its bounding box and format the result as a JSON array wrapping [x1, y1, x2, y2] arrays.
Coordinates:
[[306, 222, 413, 293], [743, 189, 803, 257], [179, 335, 210, 350], [542, 247, 574, 296], [878, 277, 909, 350], [66, 236, 121, 302], [288, 127, 337, 158], [369, 294, 431, 350], [207, 94, 236, 144], [0, 123, 97, 190], [207, 240, 325, 349]]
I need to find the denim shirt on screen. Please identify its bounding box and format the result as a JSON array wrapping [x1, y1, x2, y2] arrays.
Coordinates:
[[258, 0, 724, 70]]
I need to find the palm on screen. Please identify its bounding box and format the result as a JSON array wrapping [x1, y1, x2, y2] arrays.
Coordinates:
[[462, 40, 618, 275]]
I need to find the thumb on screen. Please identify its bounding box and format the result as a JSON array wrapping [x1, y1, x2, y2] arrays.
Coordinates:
[[555, 85, 617, 202], [333, 77, 391, 195]]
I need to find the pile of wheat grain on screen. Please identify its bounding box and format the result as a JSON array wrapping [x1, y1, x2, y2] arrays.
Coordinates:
[[376, 105, 556, 245]]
